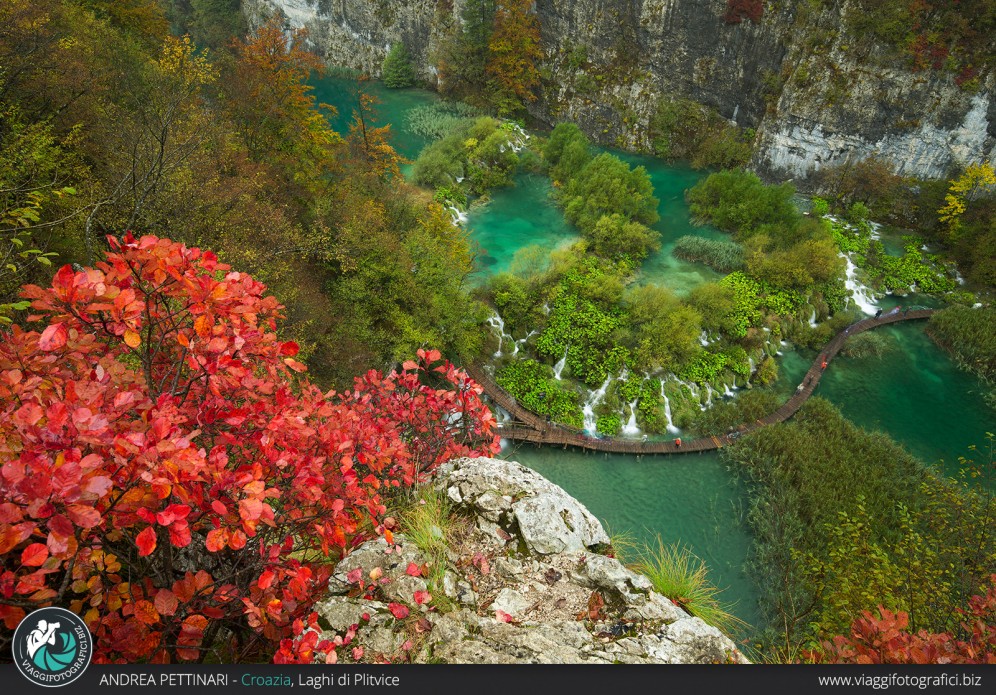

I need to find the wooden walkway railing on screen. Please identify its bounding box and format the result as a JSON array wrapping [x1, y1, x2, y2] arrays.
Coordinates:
[[467, 309, 936, 456]]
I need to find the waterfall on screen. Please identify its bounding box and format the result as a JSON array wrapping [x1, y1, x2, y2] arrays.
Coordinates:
[[699, 330, 710, 347], [494, 405, 512, 424], [582, 376, 611, 433], [723, 383, 736, 397], [552, 348, 568, 380], [840, 253, 878, 315], [486, 311, 514, 358], [808, 308, 818, 328], [702, 383, 714, 410], [660, 380, 680, 434], [621, 399, 641, 436], [446, 205, 468, 226], [514, 329, 538, 356], [731, 104, 739, 123], [748, 356, 756, 374]]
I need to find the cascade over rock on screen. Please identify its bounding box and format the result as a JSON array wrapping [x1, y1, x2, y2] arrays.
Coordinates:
[[308, 457, 748, 664], [243, 0, 994, 181]]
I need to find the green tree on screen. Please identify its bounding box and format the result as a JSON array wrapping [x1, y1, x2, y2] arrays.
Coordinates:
[[382, 43, 417, 88], [624, 284, 703, 373], [562, 152, 660, 233], [586, 213, 661, 263]]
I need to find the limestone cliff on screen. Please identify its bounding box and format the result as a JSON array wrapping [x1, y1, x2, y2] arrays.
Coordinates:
[[243, 0, 995, 181], [305, 457, 747, 664]]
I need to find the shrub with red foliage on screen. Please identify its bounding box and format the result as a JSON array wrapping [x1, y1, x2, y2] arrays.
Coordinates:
[[724, 0, 764, 24], [0, 234, 499, 662], [812, 575, 996, 664]]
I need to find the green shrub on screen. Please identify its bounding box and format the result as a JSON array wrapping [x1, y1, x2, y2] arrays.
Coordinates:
[[495, 358, 583, 427], [649, 96, 752, 169], [686, 169, 799, 236], [723, 400, 996, 656], [561, 152, 659, 233], [596, 413, 621, 436], [587, 214, 661, 263], [840, 331, 894, 359]]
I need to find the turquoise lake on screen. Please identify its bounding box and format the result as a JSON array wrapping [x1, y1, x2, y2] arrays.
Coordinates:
[[310, 75, 995, 639]]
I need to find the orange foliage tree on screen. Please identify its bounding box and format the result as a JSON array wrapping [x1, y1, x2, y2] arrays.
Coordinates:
[[485, 0, 543, 116], [225, 19, 341, 184], [0, 234, 498, 661]]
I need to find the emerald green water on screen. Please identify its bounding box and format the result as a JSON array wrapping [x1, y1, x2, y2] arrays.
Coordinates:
[[786, 323, 995, 477], [465, 174, 577, 281], [501, 443, 761, 636], [311, 76, 995, 638], [309, 76, 440, 164]]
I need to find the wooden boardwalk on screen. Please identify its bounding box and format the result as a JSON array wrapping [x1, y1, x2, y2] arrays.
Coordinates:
[[466, 309, 936, 456]]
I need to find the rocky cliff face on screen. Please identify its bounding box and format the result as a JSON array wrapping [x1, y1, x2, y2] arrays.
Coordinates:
[[244, 0, 995, 182], [305, 457, 747, 664]]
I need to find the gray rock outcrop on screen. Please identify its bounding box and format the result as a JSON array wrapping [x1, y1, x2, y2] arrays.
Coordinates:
[[305, 457, 747, 665], [244, 0, 994, 182]]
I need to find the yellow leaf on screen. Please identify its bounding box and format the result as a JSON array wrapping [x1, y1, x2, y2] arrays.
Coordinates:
[[124, 329, 141, 348]]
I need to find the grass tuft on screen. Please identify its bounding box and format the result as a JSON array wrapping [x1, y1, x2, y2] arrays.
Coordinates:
[[627, 535, 746, 636]]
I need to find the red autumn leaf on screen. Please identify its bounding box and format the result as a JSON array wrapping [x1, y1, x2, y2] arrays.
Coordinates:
[[133, 600, 159, 625], [210, 500, 227, 515], [413, 590, 431, 605], [168, 523, 191, 547], [136, 527, 157, 557], [38, 323, 68, 351], [20, 543, 48, 567], [283, 358, 307, 372], [67, 504, 101, 529], [387, 603, 409, 620], [154, 589, 179, 617], [405, 562, 422, 577], [279, 341, 299, 356], [495, 610, 514, 623], [257, 569, 275, 590], [205, 528, 227, 552], [346, 568, 363, 585], [352, 646, 363, 661]]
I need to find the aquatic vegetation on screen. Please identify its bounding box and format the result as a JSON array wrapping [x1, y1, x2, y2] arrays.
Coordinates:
[[673, 235, 746, 272], [927, 305, 996, 382]]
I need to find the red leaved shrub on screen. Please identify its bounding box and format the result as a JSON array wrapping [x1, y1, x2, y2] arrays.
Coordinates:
[[811, 575, 996, 664], [0, 234, 499, 662]]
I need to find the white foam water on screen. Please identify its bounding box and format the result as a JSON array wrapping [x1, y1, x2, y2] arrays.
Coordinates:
[[621, 399, 641, 436], [840, 253, 878, 315], [661, 380, 680, 434], [582, 376, 611, 433], [552, 348, 568, 379]]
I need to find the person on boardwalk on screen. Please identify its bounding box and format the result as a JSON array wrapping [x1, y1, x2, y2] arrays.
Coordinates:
[[821, 359, 828, 370], [874, 308, 883, 318], [674, 437, 682, 448]]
